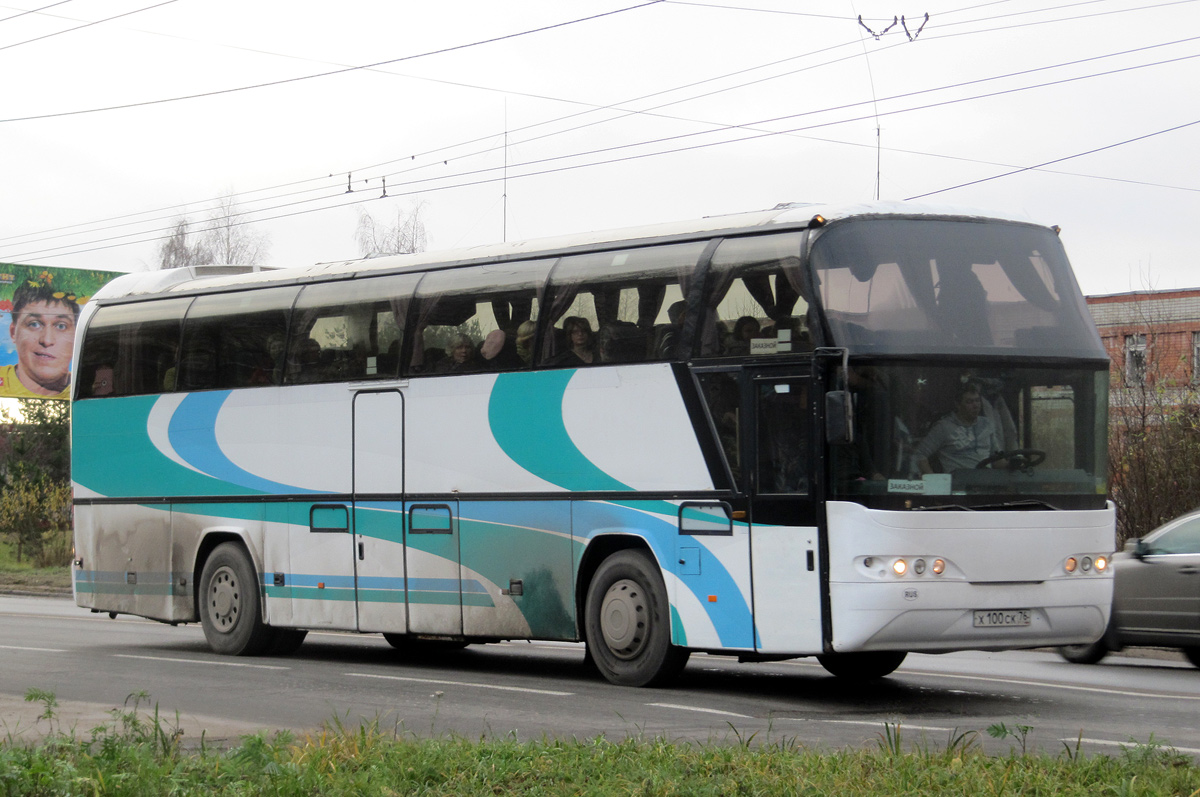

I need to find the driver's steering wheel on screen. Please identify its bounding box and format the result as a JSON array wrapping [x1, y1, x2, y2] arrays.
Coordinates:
[[975, 448, 1047, 471]]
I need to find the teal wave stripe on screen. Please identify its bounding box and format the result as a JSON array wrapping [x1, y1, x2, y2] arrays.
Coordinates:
[[488, 370, 631, 492], [73, 396, 258, 499]]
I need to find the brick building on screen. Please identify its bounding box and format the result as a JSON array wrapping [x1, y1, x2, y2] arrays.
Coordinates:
[[1086, 288, 1200, 391]]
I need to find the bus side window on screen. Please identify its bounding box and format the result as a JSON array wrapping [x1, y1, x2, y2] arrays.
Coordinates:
[[75, 297, 190, 399], [699, 233, 810, 358], [287, 274, 418, 385], [177, 287, 297, 391], [410, 261, 552, 375], [541, 242, 706, 367]]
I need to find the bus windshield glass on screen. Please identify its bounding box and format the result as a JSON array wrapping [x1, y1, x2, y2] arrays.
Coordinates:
[[810, 218, 1106, 359], [829, 363, 1109, 506]]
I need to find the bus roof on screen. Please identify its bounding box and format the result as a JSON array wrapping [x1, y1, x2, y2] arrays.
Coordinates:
[[92, 200, 1044, 303]]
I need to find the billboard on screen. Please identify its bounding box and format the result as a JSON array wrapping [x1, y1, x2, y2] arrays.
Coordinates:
[[0, 263, 123, 401]]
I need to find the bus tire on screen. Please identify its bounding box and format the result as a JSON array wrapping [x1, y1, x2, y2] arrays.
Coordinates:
[[817, 651, 907, 680], [1182, 647, 1200, 669], [585, 549, 689, 687], [199, 542, 273, 656]]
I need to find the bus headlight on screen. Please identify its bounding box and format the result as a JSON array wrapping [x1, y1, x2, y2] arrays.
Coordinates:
[[892, 559, 907, 576], [1081, 556, 1093, 572], [1065, 557, 1078, 573], [932, 559, 945, 575], [913, 558, 927, 575], [1095, 556, 1108, 572]]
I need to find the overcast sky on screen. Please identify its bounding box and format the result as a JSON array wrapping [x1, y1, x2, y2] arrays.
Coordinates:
[[1, 0, 1197, 297]]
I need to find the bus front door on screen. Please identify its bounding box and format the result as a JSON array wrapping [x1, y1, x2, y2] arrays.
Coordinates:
[[352, 390, 407, 634], [749, 372, 823, 655]]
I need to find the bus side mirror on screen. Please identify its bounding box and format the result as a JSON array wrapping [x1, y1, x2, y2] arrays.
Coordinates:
[[1125, 537, 1147, 559], [825, 390, 853, 446]]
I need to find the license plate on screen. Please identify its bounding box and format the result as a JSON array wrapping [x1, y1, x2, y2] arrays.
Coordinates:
[[973, 609, 1031, 628]]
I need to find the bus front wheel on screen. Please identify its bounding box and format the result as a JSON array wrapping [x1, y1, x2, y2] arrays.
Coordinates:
[[817, 651, 907, 680], [585, 550, 689, 687], [199, 543, 274, 656]]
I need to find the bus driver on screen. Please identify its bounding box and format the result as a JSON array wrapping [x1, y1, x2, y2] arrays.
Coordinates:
[[915, 382, 1002, 474]]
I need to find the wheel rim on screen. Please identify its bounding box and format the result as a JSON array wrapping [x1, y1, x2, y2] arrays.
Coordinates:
[[599, 578, 648, 660], [207, 565, 241, 633]]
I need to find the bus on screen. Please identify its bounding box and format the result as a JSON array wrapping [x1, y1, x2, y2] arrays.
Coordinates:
[[71, 200, 1114, 686]]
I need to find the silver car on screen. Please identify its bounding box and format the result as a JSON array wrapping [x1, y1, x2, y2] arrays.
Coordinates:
[[1059, 510, 1200, 667]]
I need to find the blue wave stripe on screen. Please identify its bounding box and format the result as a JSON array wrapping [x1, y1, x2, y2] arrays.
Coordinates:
[[168, 391, 317, 495]]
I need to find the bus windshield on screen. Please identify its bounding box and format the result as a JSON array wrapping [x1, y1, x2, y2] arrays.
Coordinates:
[[810, 218, 1106, 359], [830, 363, 1109, 506]]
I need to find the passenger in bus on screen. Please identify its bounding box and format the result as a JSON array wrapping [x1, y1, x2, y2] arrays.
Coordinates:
[[725, 316, 760, 356], [914, 382, 1003, 473], [480, 329, 524, 371], [91, 364, 114, 396], [550, 316, 596, 366], [435, 333, 483, 373], [515, 321, 536, 365], [653, 300, 688, 359]]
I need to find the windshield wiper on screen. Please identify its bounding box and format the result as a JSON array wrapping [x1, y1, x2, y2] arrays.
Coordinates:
[[971, 499, 1061, 511], [912, 503, 975, 512]]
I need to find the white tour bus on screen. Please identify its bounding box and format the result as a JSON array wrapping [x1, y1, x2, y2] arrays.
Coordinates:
[[71, 200, 1114, 685]]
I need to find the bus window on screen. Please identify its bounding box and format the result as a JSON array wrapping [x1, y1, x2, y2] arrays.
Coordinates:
[[287, 273, 419, 384], [76, 297, 192, 398], [699, 233, 809, 359], [409, 260, 553, 375], [696, 371, 742, 485], [541, 242, 706, 367], [177, 287, 298, 391], [757, 380, 811, 494]]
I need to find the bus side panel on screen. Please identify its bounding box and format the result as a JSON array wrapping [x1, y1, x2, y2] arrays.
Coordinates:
[[573, 500, 756, 652], [72, 502, 185, 622], [750, 524, 823, 654], [459, 501, 574, 640], [824, 501, 1114, 652], [278, 501, 357, 629]]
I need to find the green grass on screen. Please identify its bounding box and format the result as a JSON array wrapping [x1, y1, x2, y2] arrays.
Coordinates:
[[3, 690, 1199, 796], [0, 539, 72, 591]]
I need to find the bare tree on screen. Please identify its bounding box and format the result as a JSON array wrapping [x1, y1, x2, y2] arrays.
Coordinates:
[[355, 200, 427, 258], [203, 194, 270, 265], [155, 193, 270, 269], [156, 217, 211, 270]]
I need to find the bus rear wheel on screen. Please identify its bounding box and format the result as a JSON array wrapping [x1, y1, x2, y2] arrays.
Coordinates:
[[199, 542, 274, 656], [817, 651, 907, 680], [585, 550, 689, 687]]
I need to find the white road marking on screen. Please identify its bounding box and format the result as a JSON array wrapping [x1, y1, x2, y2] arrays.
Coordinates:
[[114, 654, 290, 670], [648, 703, 753, 719], [1068, 737, 1200, 755], [818, 719, 955, 733], [0, 644, 66, 653], [901, 670, 1200, 701], [347, 672, 573, 696]]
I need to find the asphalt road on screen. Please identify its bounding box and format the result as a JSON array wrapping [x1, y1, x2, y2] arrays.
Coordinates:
[[2, 594, 1199, 757]]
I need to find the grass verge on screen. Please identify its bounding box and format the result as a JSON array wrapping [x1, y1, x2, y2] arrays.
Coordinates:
[[0, 540, 72, 593], [3, 690, 1198, 796]]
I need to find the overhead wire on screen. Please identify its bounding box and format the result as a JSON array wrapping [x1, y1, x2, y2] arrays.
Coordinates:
[[6, 3, 1189, 252], [0, 0, 666, 123], [0, 0, 180, 54], [7, 41, 1199, 263], [0, 0, 1176, 232], [2, 0, 1196, 260]]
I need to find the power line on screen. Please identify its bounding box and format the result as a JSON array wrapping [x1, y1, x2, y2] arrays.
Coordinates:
[[905, 118, 1200, 200], [0, 0, 78, 25], [8, 46, 1199, 263], [0, 0, 180, 54], [0, 0, 665, 123], [4, 1, 1195, 259]]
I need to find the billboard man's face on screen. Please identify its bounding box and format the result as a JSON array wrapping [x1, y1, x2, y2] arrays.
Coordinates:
[[10, 299, 77, 394]]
